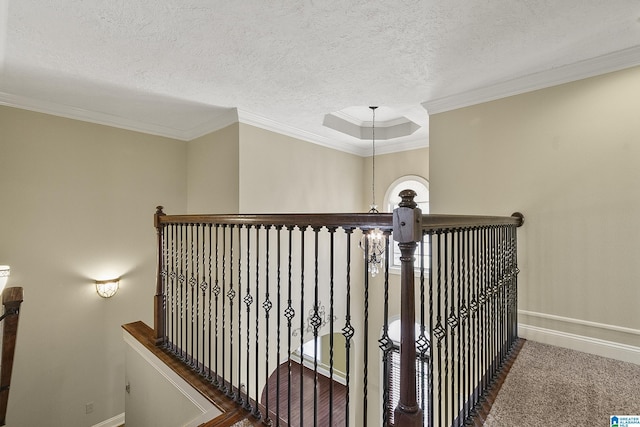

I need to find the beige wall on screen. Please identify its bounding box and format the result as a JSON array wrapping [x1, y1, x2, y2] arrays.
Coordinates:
[[0, 106, 187, 426], [0, 102, 429, 426], [362, 147, 429, 212], [429, 66, 640, 350], [239, 124, 364, 213], [187, 123, 240, 214]]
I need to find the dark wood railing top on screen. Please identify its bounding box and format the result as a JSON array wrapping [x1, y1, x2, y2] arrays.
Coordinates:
[[155, 207, 524, 230]]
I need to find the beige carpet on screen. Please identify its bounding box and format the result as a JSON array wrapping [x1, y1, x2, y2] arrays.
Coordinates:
[[485, 341, 640, 426]]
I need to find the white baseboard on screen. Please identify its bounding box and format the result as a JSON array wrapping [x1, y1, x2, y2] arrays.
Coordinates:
[[519, 324, 640, 365], [92, 413, 125, 427]]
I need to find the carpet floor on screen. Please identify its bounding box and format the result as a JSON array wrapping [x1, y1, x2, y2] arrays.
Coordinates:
[[485, 340, 640, 426]]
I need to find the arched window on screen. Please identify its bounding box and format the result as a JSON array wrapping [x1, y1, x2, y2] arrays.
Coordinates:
[[384, 175, 429, 272]]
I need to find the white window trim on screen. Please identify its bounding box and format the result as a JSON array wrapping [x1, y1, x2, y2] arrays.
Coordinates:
[[383, 175, 429, 276]]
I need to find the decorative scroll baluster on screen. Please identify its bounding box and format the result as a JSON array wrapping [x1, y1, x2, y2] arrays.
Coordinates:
[[263, 226, 273, 425], [220, 224, 227, 393], [435, 231, 444, 427], [275, 225, 283, 425], [244, 225, 253, 411], [342, 227, 354, 427], [179, 225, 186, 360], [428, 228, 435, 427], [253, 225, 262, 418], [379, 230, 392, 426], [236, 225, 244, 404], [327, 226, 337, 427], [311, 226, 321, 427], [151, 204, 522, 427], [285, 226, 295, 425], [212, 225, 221, 387], [298, 225, 307, 427], [227, 225, 235, 399], [416, 231, 430, 427], [207, 224, 213, 380]]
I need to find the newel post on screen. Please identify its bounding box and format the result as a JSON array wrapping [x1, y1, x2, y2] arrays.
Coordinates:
[[392, 190, 423, 427], [154, 206, 166, 345], [0, 287, 23, 426]]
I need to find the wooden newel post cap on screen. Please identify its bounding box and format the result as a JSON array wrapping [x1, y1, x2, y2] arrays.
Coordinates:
[[393, 189, 422, 243], [398, 189, 418, 209], [2, 287, 23, 306], [155, 206, 165, 215]]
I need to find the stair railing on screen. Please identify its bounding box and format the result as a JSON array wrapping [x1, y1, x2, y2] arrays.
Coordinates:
[[152, 191, 523, 426]]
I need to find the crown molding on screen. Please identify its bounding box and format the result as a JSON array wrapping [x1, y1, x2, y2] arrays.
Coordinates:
[[423, 45, 640, 115], [182, 107, 239, 140], [236, 109, 368, 156], [0, 90, 426, 156], [0, 91, 199, 140]]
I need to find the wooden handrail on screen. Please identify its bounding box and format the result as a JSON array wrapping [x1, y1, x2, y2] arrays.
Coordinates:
[[154, 210, 522, 231], [151, 197, 524, 426], [0, 287, 24, 426]]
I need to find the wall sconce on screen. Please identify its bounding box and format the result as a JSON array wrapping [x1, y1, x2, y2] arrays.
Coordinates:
[[0, 265, 10, 294], [95, 278, 119, 298]]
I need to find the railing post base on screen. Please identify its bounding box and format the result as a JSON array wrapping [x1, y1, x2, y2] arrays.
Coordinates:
[[394, 406, 423, 427]]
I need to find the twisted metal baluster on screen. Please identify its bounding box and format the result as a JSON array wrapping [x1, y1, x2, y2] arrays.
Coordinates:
[[235, 225, 243, 405], [263, 225, 273, 424], [227, 224, 235, 399], [285, 226, 295, 425], [311, 226, 321, 426], [328, 226, 337, 427], [298, 225, 307, 427], [342, 227, 355, 427], [378, 230, 393, 426], [253, 225, 262, 418], [275, 225, 283, 425], [220, 224, 227, 393], [243, 225, 253, 411]]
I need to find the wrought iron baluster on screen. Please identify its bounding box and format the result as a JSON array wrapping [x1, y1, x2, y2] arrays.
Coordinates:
[[179, 224, 186, 360], [298, 225, 307, 427], [236, 225, 243, 404], [378, 231, 392, 427], [443, 232, 450, 426], [416, 231, 429, 427], [227, 224, 236, 399], [428, 229, 435, 427], [213, 224, 221, 387], [275, 225, 283, 426], [221, 224, 227, 393], [243, 224, 253, 411], [310, 227, 321, 426], [253, 225, 262, 418], [342, 227, 354, 427], [435, 231, 444, 427], [363, 229, 370, 427], [189, 224, 196, 368], [285, 226, 295, 425], [327, 226, 337, 427], [263, 225, 273, 423], [170, 224, 177, 353]]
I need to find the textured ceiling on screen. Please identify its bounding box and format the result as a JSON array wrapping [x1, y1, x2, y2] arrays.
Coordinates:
[[1, 1, 640, 155]]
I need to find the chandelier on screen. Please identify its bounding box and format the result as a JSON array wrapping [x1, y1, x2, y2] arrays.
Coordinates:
[[360, 106, 385, 277]]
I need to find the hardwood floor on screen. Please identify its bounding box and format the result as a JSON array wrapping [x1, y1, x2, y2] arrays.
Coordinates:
[[261, 360, 347, 426]]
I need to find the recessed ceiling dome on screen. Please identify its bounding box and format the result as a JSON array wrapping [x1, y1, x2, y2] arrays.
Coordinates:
[[323, 106, 421, 140]]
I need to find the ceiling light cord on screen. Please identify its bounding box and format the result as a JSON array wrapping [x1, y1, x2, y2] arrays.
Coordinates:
[[369, 106, 378, 214]]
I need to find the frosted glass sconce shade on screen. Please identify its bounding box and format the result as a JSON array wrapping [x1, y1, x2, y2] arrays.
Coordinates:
[[0, 266, 9, 294], [95, 278, 119, 298]]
